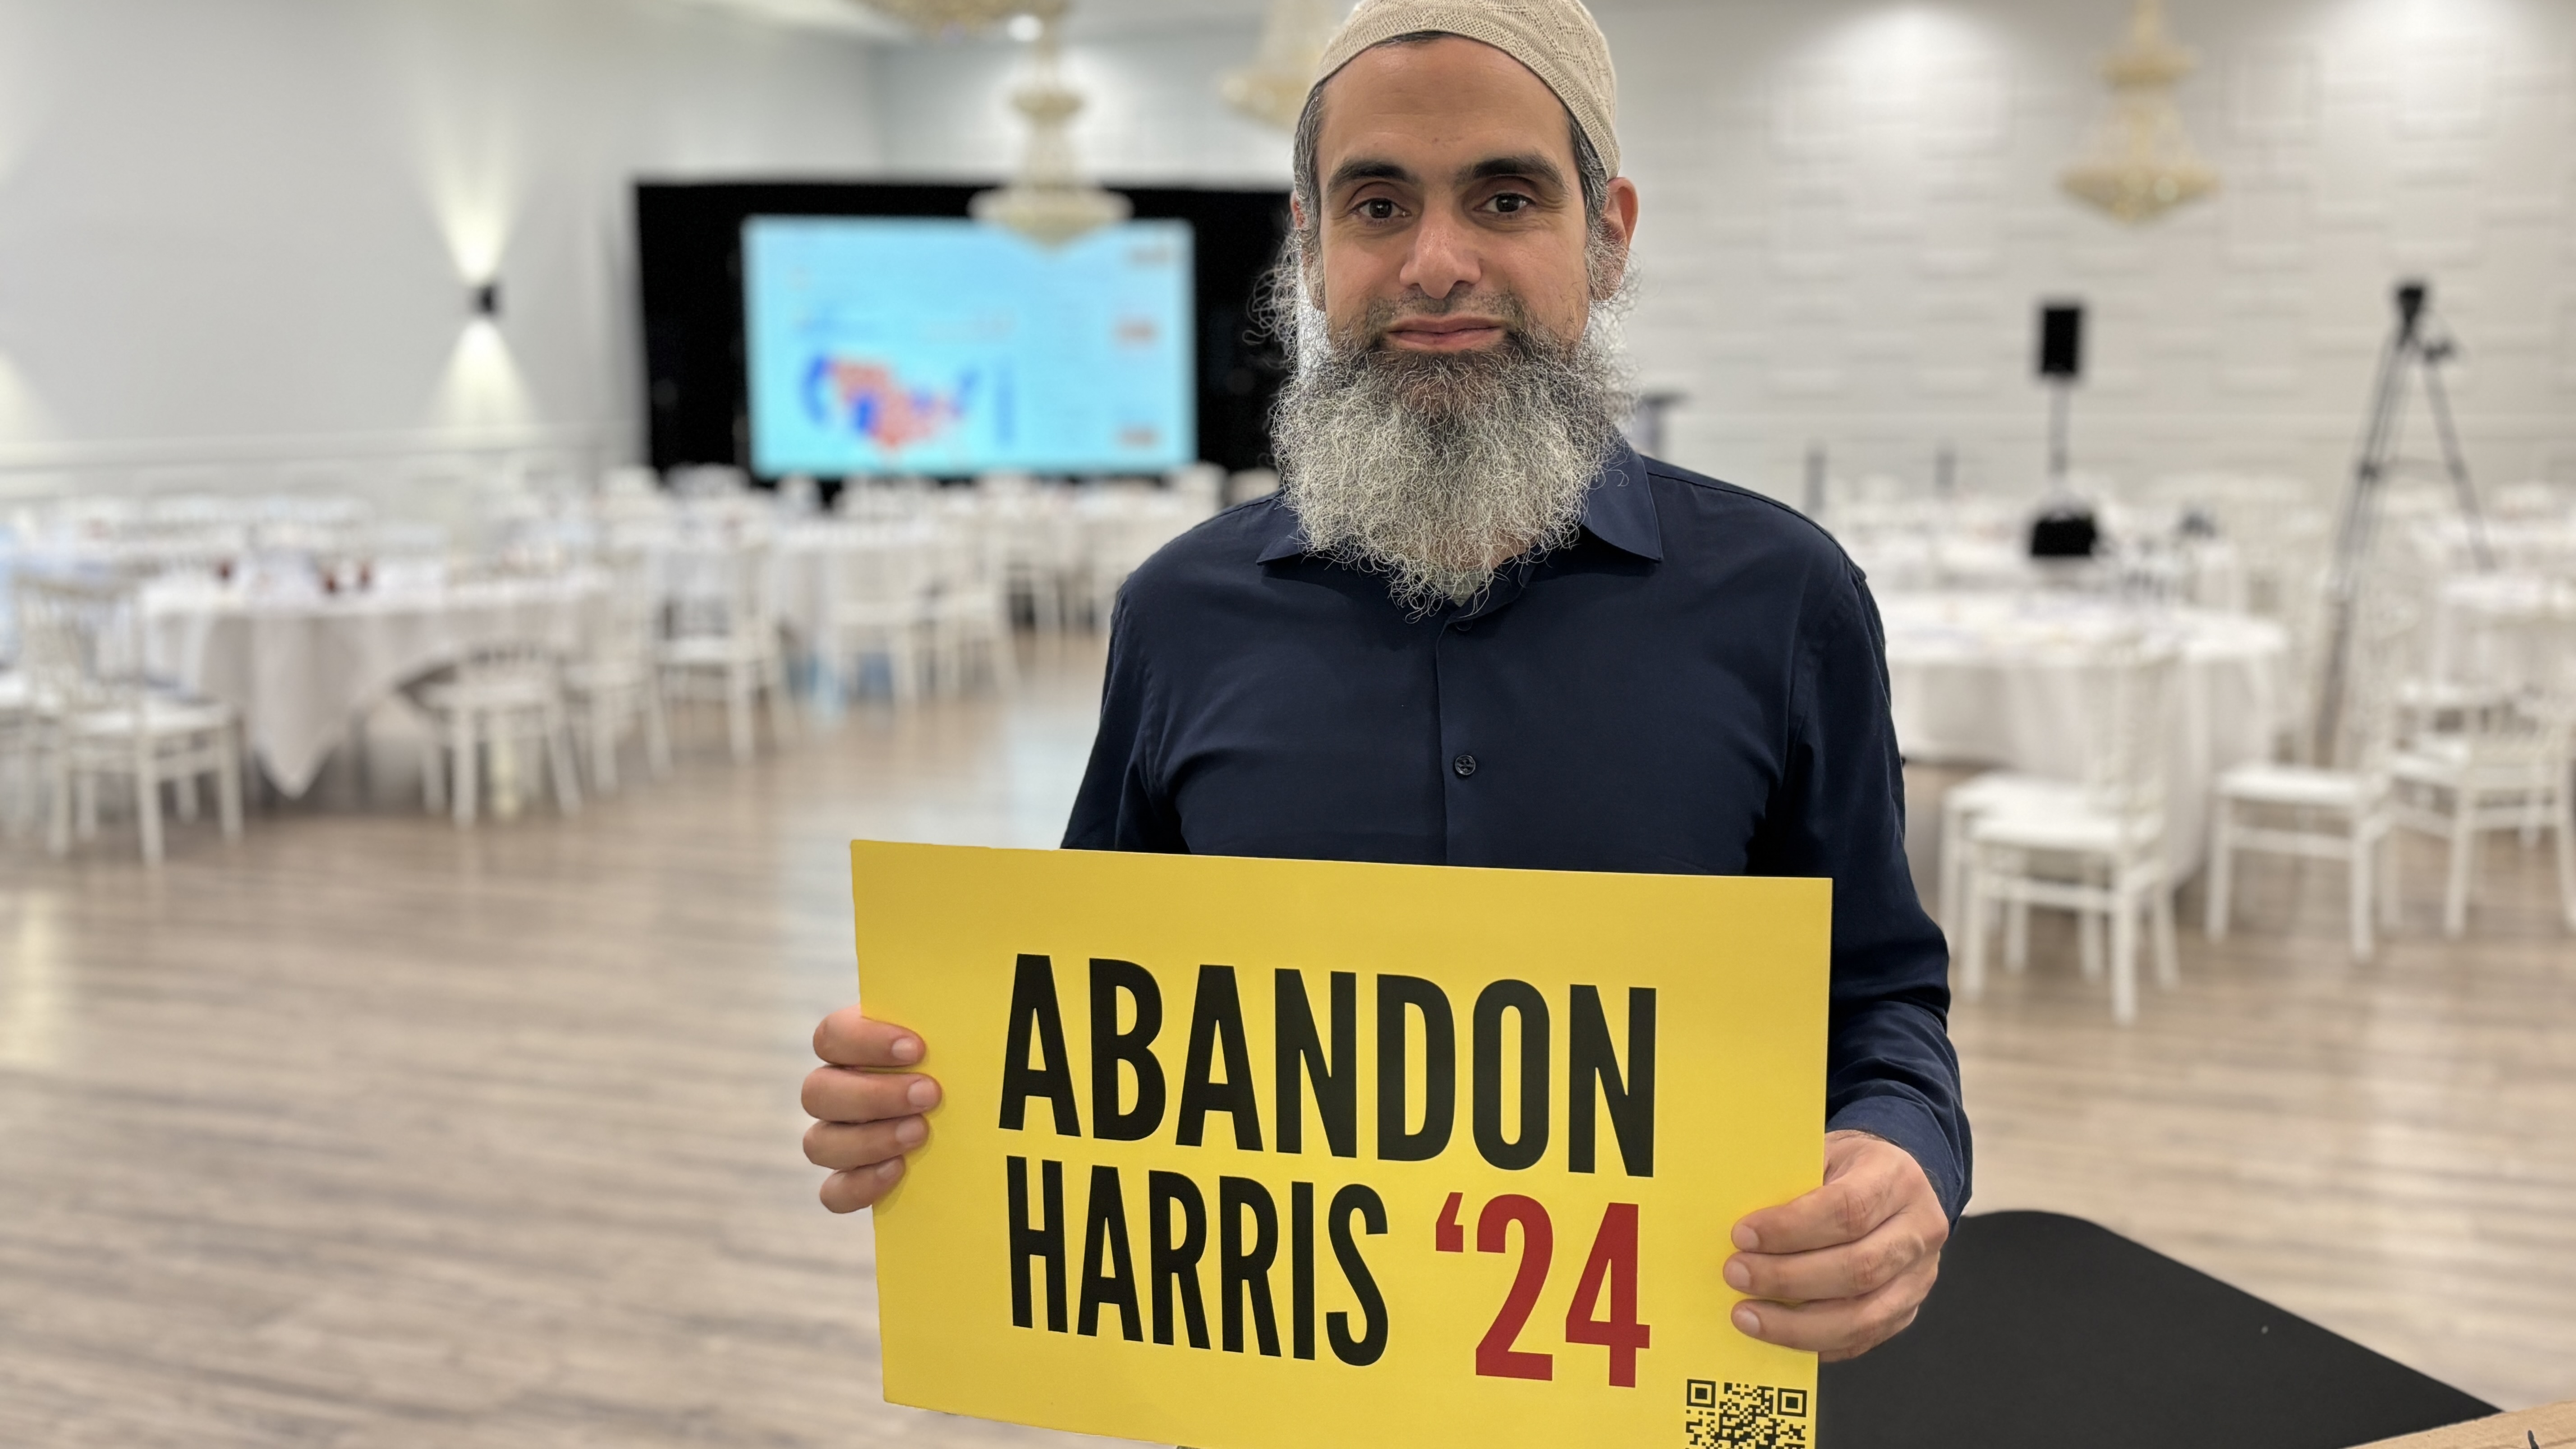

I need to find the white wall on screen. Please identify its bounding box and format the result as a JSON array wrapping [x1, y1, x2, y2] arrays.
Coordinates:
[[1605, 0, 2576, 502], [6, 0, 2566, 503], [0, 0, 882, 489], [877, 0, 2576, 503], [872, 20, 1293, 187]]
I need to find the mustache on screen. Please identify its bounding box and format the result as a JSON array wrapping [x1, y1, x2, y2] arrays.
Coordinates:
[[1346, 290, 1555, 354]]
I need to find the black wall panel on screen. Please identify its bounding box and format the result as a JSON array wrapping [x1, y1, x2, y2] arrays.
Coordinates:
[[634, 179, 1293, 478]]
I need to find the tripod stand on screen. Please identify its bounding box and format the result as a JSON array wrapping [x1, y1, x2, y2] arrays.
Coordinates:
[[2311, 280, 2493, 763]]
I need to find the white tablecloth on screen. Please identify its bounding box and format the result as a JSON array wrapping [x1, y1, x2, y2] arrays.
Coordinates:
[[143, 575, 601, 797], [1879, 592, 2289, 876], [2420, 515, 2576, 576], [2430, 573, 2576, 694], [771, 521, 940, 647], [1840, 507, 2245, 608]]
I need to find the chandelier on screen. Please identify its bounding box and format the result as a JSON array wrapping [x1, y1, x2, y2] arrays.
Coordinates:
[[1221, 0, 1341, 131], [2060, 0, 2219, 225], [966, 4, 1131, 246], [856, 0, 1128, 245], [857, 0, 1040, 38]]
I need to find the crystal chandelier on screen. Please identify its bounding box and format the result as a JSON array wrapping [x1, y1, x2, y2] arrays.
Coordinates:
[[961, 4, 1132, 247], [857, 0, 1128, 245], [1221, 0, 1342, 131], [2060, 0, 2219, 225]]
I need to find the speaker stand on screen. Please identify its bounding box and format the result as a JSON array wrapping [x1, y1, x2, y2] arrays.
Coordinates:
[[2046, 378, 2074, 498], [2311, 280, 2493, 763]]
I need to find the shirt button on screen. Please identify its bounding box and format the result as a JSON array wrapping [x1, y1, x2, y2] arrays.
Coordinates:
[[1453, 620, 1475, 634], [1452, 753, 1478, 778]]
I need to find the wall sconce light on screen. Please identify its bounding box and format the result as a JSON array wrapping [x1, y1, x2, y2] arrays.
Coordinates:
[[470, 280, 502, 319]]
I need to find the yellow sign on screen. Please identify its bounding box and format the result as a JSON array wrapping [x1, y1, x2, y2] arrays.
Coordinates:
[[851, 841, 1828, 1449]]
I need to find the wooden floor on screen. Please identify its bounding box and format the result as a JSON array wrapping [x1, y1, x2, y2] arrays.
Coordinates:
[[2, 634, 2570, 1446]]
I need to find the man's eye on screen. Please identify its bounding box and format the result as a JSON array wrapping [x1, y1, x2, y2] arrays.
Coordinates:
[[1490, 193, 1532, 214], [1357, 198, 1400, 221]]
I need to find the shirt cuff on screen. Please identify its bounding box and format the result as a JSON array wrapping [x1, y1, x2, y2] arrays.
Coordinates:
[[1827, 1092, 1969, 1223]]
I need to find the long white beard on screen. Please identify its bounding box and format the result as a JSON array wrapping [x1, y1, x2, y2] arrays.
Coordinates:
[[1269, 276, 1633, 616]]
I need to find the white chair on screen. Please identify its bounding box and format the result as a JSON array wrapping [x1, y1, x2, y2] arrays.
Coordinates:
[[922, 526, 1017, 695], [658, 540, 796, 763], [822, 533, 929, 705], [2206, 763, 2396, 958], [0, 667, 38, 836], [1961, 640, 2181, 1024], [2204, 580, 2415, 959], [16, 573, 244, 865], [414, 639, 583, 827], [562, 552, 671, 792], [994, 503, 1078, 633], [1938, 771, 2086, 933], [2384, 606, 2576, 936]]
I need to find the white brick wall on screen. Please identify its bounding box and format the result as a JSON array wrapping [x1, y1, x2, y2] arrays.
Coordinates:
[[876, 0, 2576, 504]]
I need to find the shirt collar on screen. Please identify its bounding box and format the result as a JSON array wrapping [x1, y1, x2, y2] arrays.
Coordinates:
[[1581, 439, 1664, 561], [1252, 437, 1664, 565]]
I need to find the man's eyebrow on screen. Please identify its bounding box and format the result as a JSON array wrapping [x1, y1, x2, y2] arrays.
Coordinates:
[[1325, 157, 1416, 193], [1458, 153, 1569, 190], [1323, 152, 1570, 195]]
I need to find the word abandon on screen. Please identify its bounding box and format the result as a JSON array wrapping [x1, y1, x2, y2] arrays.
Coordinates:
[[998, 956, 1658, 1176], [1006, 1159, 1390, 1368]]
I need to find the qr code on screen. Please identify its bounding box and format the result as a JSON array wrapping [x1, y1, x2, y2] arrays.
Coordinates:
[[1683, 1379, 1810, 1449]]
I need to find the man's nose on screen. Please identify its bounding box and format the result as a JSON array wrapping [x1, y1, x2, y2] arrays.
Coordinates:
[[1398, 204, 1481, 302]]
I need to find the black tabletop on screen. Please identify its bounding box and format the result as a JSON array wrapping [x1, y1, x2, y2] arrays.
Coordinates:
[[1816, 1211, 2496, 1449]]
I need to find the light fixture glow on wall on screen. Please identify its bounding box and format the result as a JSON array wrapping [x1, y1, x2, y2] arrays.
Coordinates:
[[2060, 0, 2219, 225]]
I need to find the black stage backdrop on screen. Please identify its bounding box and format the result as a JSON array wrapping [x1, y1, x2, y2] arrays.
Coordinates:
[[634, 180, 1294, 479]]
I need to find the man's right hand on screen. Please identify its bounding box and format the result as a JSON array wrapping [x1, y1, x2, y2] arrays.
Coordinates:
[[801, 1006, 941, 1213]]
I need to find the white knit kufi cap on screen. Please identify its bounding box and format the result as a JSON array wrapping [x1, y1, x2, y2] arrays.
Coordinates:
[[1313, 0, 1620, 178]]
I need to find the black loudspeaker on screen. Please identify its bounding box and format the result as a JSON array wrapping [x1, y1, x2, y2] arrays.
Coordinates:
[[2029, 508, 2100, 559], [2038, 303, 2085, 380], [2394, 279, 2429, 346]]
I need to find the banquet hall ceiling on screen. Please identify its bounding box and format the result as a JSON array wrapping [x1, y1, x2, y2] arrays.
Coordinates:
[[673, 0, 1288, 39], [1044, 0, 1280, 33], [664, 0, 902, 37]]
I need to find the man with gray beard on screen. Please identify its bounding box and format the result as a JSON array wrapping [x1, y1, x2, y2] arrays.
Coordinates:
[[803, 0, 1965, 1367], [1266, 229, 1634, 615]]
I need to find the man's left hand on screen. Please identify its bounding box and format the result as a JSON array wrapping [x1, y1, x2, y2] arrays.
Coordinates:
[[1724, 1129, 1948, 1361]]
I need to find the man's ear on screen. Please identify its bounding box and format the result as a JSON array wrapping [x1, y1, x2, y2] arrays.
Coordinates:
[[1592, 176, 1642, 299]]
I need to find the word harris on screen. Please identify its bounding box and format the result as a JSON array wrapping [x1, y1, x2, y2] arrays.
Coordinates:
[[988, 953, 1659, 1385]]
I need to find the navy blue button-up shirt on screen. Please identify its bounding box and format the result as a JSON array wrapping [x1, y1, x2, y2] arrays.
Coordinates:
[[1064, 442, 1969, 1218]]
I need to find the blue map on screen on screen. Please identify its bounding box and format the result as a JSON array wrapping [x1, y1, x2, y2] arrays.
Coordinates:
[[742, 216, 1194, 477]]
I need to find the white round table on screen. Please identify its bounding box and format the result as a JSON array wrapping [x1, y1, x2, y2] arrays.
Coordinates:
[[143, 575, 603, 798], [1879, 591, 2290, 877], [2430, 573, 2576, 695], [771, 520, 943, 650]]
